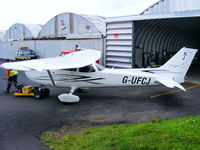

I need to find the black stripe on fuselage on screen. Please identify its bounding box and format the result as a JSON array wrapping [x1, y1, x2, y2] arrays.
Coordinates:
[[34, 74, 105, 84], [142, 70, 168, 73]]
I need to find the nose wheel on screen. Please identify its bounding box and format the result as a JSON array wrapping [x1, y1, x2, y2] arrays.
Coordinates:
[[58, 87, 80, 103]]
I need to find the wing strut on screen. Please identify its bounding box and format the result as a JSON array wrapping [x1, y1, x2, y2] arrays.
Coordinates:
[[47, 70, 56, 86]]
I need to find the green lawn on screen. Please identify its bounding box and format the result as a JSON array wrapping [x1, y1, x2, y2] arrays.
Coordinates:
[[41, 116, 200, 150]]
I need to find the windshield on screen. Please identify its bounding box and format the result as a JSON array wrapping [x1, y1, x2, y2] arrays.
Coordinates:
[[95, 63, 105, 71], [19, 50, 35, 55], [79, 65, 95, 72], [60, 53, 66, 56]]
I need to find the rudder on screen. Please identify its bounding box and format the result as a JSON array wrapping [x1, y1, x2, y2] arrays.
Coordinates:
[[159, 47, 198, 83]]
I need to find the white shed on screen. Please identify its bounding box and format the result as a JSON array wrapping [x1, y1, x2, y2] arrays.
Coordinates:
[[4, 23, 42, 40], [37, 12, 105, 39]]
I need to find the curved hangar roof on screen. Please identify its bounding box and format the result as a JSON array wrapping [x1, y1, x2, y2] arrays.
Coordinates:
[[141, 0, 200, 15], [37, 12, 105, 39], [136, 0, 200, 55], [135, 17, 200, 52], [4, 23, 42, 40]]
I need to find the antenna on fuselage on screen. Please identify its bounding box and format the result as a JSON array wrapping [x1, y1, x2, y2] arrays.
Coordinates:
[[112, 62, 120, 69]]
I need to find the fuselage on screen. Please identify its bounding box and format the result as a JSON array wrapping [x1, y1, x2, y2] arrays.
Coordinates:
[[25, 64, 160, 88]]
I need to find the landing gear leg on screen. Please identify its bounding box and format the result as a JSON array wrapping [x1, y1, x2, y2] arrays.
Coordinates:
[[69, 86, 77, 94], [58, 87, 80, 103]]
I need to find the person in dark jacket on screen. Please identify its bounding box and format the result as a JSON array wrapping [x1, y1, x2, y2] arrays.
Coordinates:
[[5, 59, 19, 93]]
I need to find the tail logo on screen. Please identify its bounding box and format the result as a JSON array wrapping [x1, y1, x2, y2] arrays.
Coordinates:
[[182, 52, 187, 60]]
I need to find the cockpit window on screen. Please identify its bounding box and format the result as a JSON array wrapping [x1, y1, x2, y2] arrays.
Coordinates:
[[95, 63, 105, 71], [79, 65, 95, 72], [62, 68, 77, 71]]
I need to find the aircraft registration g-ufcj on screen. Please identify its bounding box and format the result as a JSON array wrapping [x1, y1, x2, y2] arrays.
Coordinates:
[[0, 47, 198, 103]]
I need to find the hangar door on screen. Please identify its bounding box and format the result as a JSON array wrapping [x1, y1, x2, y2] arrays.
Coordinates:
[[134, 17, 200, 68], [105, 21, 134, 68]]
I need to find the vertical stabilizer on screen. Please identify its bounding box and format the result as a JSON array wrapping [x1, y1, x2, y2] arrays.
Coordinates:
[[159, 47, 197, 83]]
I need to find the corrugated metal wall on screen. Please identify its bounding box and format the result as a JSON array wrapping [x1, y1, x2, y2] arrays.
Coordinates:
[[134, 17, 200, 67], [0, 41, 35, 59], [142, 0, 200, 15], [105, 17, 200, 68], [0, 39, 103, 59], [105, 22, 134, 68]]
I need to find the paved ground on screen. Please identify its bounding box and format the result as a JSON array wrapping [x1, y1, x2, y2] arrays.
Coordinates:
[[0, 61, 200, 150]]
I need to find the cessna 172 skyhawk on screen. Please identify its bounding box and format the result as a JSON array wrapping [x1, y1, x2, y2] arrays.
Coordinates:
[[0, 47, 197, 103]]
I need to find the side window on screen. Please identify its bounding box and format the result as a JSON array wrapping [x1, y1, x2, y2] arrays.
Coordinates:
[[32, 51, 36, 55], [21, 51, 25, 56], [60, 53, 65, 56], [79, 65, 95, 72], [62, 68, 77, 72], [69, 68, 77, 72]]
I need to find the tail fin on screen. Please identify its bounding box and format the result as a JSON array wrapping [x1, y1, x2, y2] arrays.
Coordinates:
[[159, 47, 198, 83]]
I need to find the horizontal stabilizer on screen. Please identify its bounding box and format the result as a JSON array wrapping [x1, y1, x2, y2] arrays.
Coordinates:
[[157, 78, 186, 91]]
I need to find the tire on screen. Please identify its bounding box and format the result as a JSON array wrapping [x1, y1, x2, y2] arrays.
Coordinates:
[[41, 88, 50, 97], [34, 87, 42, 99]]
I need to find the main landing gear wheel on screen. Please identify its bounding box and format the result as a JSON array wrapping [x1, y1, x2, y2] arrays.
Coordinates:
[[77, 88, 89, 93], [34, 87, 50, 99]]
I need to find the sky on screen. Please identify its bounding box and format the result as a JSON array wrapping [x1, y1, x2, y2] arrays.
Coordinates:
[[0, 0, 159, 30]]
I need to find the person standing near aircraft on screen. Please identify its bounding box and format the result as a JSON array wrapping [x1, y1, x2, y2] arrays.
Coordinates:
[[5, 59, 18, 93]]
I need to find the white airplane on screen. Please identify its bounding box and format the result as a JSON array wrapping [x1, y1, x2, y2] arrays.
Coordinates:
[[0, 47, 197, 103]]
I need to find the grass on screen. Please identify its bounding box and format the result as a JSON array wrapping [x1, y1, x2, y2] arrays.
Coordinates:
[[41, 116, 200, 150]]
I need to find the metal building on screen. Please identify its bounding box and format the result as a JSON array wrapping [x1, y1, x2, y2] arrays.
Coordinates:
[[37, 12, 105, 39], [35, 12, 105, 59], [105, 0, 200, 68], [0, 13, 105, 60], [142, 0, 200, 15], [4, 23, 42, 40]]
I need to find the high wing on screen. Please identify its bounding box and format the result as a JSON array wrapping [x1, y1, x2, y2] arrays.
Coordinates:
[[0, 49, 101, 72]]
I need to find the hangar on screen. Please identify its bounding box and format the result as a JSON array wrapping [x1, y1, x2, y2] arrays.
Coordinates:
[[105, 0, 200, 68], [4, 23, 42, 40], [0, 13, 105, 59], [34, 12, 105, 59], [37, 12, 105, 39]]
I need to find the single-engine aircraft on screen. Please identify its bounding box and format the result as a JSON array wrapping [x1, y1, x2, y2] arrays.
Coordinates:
[[0, 47, 197, 103]]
